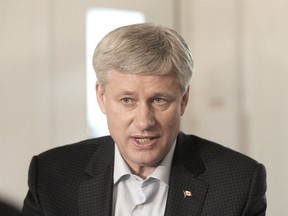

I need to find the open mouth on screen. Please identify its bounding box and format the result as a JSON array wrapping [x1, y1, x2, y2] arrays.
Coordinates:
[[135, 137, 153, 143], [132, 136, 159, 148]]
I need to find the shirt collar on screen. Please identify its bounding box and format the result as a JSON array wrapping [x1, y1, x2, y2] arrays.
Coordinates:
[[113, 144, 132, 184], [113, 140, 176, 186]]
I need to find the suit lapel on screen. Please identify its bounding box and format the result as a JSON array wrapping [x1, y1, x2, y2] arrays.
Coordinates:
[[165, 133, 209, 216], [78, 137, 115, 216]]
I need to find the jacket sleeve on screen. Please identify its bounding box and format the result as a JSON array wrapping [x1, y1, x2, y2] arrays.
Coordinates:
[[241, 163, 267, 216], [21, 156, 44, 216]]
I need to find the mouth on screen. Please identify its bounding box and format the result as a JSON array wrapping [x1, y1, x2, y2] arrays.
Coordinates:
[[135, 137, 153, 143], [132, 136, 159, 148]]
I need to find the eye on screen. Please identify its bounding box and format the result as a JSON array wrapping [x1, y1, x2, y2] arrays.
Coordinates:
[[120, 97, 134, 105], [153, 98, 167, 105]]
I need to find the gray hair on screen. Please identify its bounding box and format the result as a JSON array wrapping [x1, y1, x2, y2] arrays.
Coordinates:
[[93, 23, 194, 92]]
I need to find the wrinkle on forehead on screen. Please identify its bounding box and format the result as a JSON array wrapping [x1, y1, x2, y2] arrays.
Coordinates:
[[104, 70, 181, 94]]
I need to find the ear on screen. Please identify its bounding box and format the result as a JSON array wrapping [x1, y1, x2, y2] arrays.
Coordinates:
[[180, 86, 190, 116], [96, 82, 107, 114]]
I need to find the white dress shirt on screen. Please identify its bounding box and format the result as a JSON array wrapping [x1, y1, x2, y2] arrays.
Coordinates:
[[113, 142, 176, 216]]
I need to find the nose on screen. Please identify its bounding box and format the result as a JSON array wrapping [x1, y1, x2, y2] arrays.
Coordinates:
[[133, 102, 155, 131]]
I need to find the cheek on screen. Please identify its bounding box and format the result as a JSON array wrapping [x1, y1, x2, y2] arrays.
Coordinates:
[[106, 105, 132, 130], [157, 105, 182, 127]]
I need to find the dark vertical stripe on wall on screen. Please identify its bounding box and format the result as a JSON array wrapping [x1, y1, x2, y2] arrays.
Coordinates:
[[235, 0, 248, 154], [173, 0, 181, 32], [47, 0, 57, 147]]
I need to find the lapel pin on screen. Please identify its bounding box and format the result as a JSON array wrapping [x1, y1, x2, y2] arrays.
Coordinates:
[[183, 190, 192, 198]]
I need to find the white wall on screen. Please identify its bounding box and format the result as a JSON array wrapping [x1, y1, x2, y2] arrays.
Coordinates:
[[1, 0, 287, 214], [0, 0, 54, 207], [180, 0, 288, 215], [181, 0, 243, 152], [242, 1, 288, 215]]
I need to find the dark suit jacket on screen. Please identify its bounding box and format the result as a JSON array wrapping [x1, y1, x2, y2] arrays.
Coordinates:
[[22, 132, 266, 216]]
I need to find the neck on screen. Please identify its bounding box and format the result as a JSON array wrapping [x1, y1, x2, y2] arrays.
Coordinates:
[[127, 163, 158, 179]]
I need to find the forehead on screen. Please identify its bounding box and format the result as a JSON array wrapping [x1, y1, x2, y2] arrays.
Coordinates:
[[105, 70, 179, 92]]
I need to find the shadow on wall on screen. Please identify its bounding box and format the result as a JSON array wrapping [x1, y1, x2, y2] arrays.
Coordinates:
[[0, 199, 20, 216]]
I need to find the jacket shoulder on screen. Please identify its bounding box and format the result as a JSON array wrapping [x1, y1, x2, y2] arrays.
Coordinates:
[[178, 133, 266, 215], [24, 137, 114, 215], [38, 136, 113, 161], [32, 136, 114, 180], [184, 133, 261, 167]]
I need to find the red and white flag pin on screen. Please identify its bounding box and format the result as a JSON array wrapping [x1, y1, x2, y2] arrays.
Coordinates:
[[183, 190, 192, 198]]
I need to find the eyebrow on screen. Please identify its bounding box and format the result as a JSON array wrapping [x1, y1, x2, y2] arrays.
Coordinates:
[[116, 90, 137, 95], [114, 91, 138, 99], [115, 90, 176, 100]]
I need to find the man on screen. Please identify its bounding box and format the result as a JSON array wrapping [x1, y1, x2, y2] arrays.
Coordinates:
[[22, 23, 266, 215]]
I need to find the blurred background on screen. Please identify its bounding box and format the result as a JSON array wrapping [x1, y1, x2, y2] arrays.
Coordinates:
[[1, 0, 287, 215]]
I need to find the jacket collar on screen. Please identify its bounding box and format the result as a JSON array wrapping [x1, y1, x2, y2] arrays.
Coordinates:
[[78, 136, 115, 216], [165, 132, 208, 216]]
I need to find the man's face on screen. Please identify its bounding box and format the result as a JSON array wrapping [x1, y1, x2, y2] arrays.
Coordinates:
[[96, 70, 189, 173]]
